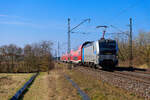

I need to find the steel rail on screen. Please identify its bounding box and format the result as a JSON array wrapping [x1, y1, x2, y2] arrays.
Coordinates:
[[78, 67, 150, 85]]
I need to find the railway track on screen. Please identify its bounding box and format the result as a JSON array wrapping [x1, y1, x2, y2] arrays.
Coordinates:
[[74, 66, 150, 99], [114, 71, 150, 84], [77, 66, 150, 84], [134, 69, 150, 75]]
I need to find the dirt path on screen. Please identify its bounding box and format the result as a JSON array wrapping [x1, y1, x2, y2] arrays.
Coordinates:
[[23, 65, 81, 100]]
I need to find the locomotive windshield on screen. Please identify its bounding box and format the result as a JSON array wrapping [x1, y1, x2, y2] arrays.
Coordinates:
[[99, 40, 117, 55]]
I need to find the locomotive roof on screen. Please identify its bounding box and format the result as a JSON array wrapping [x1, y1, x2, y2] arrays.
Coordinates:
[[81, 39, 116, 48], [99, 39, 116, 42], [81, 41, 93, 48]]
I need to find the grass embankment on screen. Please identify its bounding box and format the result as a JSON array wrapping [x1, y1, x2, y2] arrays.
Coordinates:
[[0, 73, 33, 100], [119, 61, 150, 69], [58, 63, 145, 100], [23, 65, 81, 100]]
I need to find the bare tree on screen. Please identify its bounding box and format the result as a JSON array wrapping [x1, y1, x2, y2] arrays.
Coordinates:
[[0, 41, 54, 73]]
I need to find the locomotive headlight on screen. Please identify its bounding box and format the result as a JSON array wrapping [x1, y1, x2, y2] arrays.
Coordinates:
[[116, 55, 118, 59]]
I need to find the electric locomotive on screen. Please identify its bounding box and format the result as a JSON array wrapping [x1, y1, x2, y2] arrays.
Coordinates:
[[81, 39, 118, 68]]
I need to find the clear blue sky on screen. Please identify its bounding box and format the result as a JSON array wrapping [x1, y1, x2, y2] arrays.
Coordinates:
[[0, 0, 149, 55]]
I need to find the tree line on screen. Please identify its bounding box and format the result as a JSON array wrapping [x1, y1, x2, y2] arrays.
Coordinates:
[[117, 30, 150, 68], [0, 41, 54, 73]]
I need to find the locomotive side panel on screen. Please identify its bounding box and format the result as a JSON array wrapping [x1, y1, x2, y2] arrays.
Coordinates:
[[83, 43, 95, 64], [93, 41, 100, 65]]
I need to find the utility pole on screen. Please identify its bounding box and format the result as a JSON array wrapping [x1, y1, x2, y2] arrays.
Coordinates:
[[67, 18, 90, 69], [57, 41, 60, 61], [68, 18, 71, 55], [129, 18, 133, 67], [55, 49, 57, 60], [67, 18, 90, 56], [109, 19, 133, 67]]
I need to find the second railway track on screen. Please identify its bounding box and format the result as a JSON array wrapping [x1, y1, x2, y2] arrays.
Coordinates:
[[73, 66, 150, 99], [114, 71, 150, 84]]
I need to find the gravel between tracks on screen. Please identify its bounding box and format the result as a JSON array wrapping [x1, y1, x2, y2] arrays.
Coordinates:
[[76, 67, 150, 100]]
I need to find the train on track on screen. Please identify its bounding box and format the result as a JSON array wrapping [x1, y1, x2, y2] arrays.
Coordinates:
[[61, 39, 119, 68]]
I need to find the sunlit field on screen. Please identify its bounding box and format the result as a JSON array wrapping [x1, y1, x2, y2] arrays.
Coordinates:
[[0, 73, 33, 100]]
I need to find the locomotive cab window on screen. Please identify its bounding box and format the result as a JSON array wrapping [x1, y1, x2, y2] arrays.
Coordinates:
[[99, 40, 117, 55]]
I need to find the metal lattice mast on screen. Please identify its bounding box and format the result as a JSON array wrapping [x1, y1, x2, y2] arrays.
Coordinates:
[[129, 18, 133, 67], [67, 18, 90, 54], [68, 18, 71, 54], [57, 41, 60, 61]]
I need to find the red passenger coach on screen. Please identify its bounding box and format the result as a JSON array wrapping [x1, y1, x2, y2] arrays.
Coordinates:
[[65, 53, 69, 62], [60, 54, 64, 61], [70, 50, 74, 62], [61, 53, 69, 62], [71, 45, 82, 64], [61, 45, 82, 64]]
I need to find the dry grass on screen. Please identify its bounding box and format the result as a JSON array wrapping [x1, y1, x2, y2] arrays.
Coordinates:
[[23, 64, 81, 100], [0, 73, 33, 100], [138, 64, 149, 69], [16, 63, 146, 100], [56, 63, 145, 100], [119, 61, 150, 69], [67, 70, 145, 100], [21, 72, 49, 100]]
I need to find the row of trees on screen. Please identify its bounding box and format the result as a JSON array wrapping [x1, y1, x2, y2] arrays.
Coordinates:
[[0, 41, 54, 73], [117, 31, 150, 67]]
